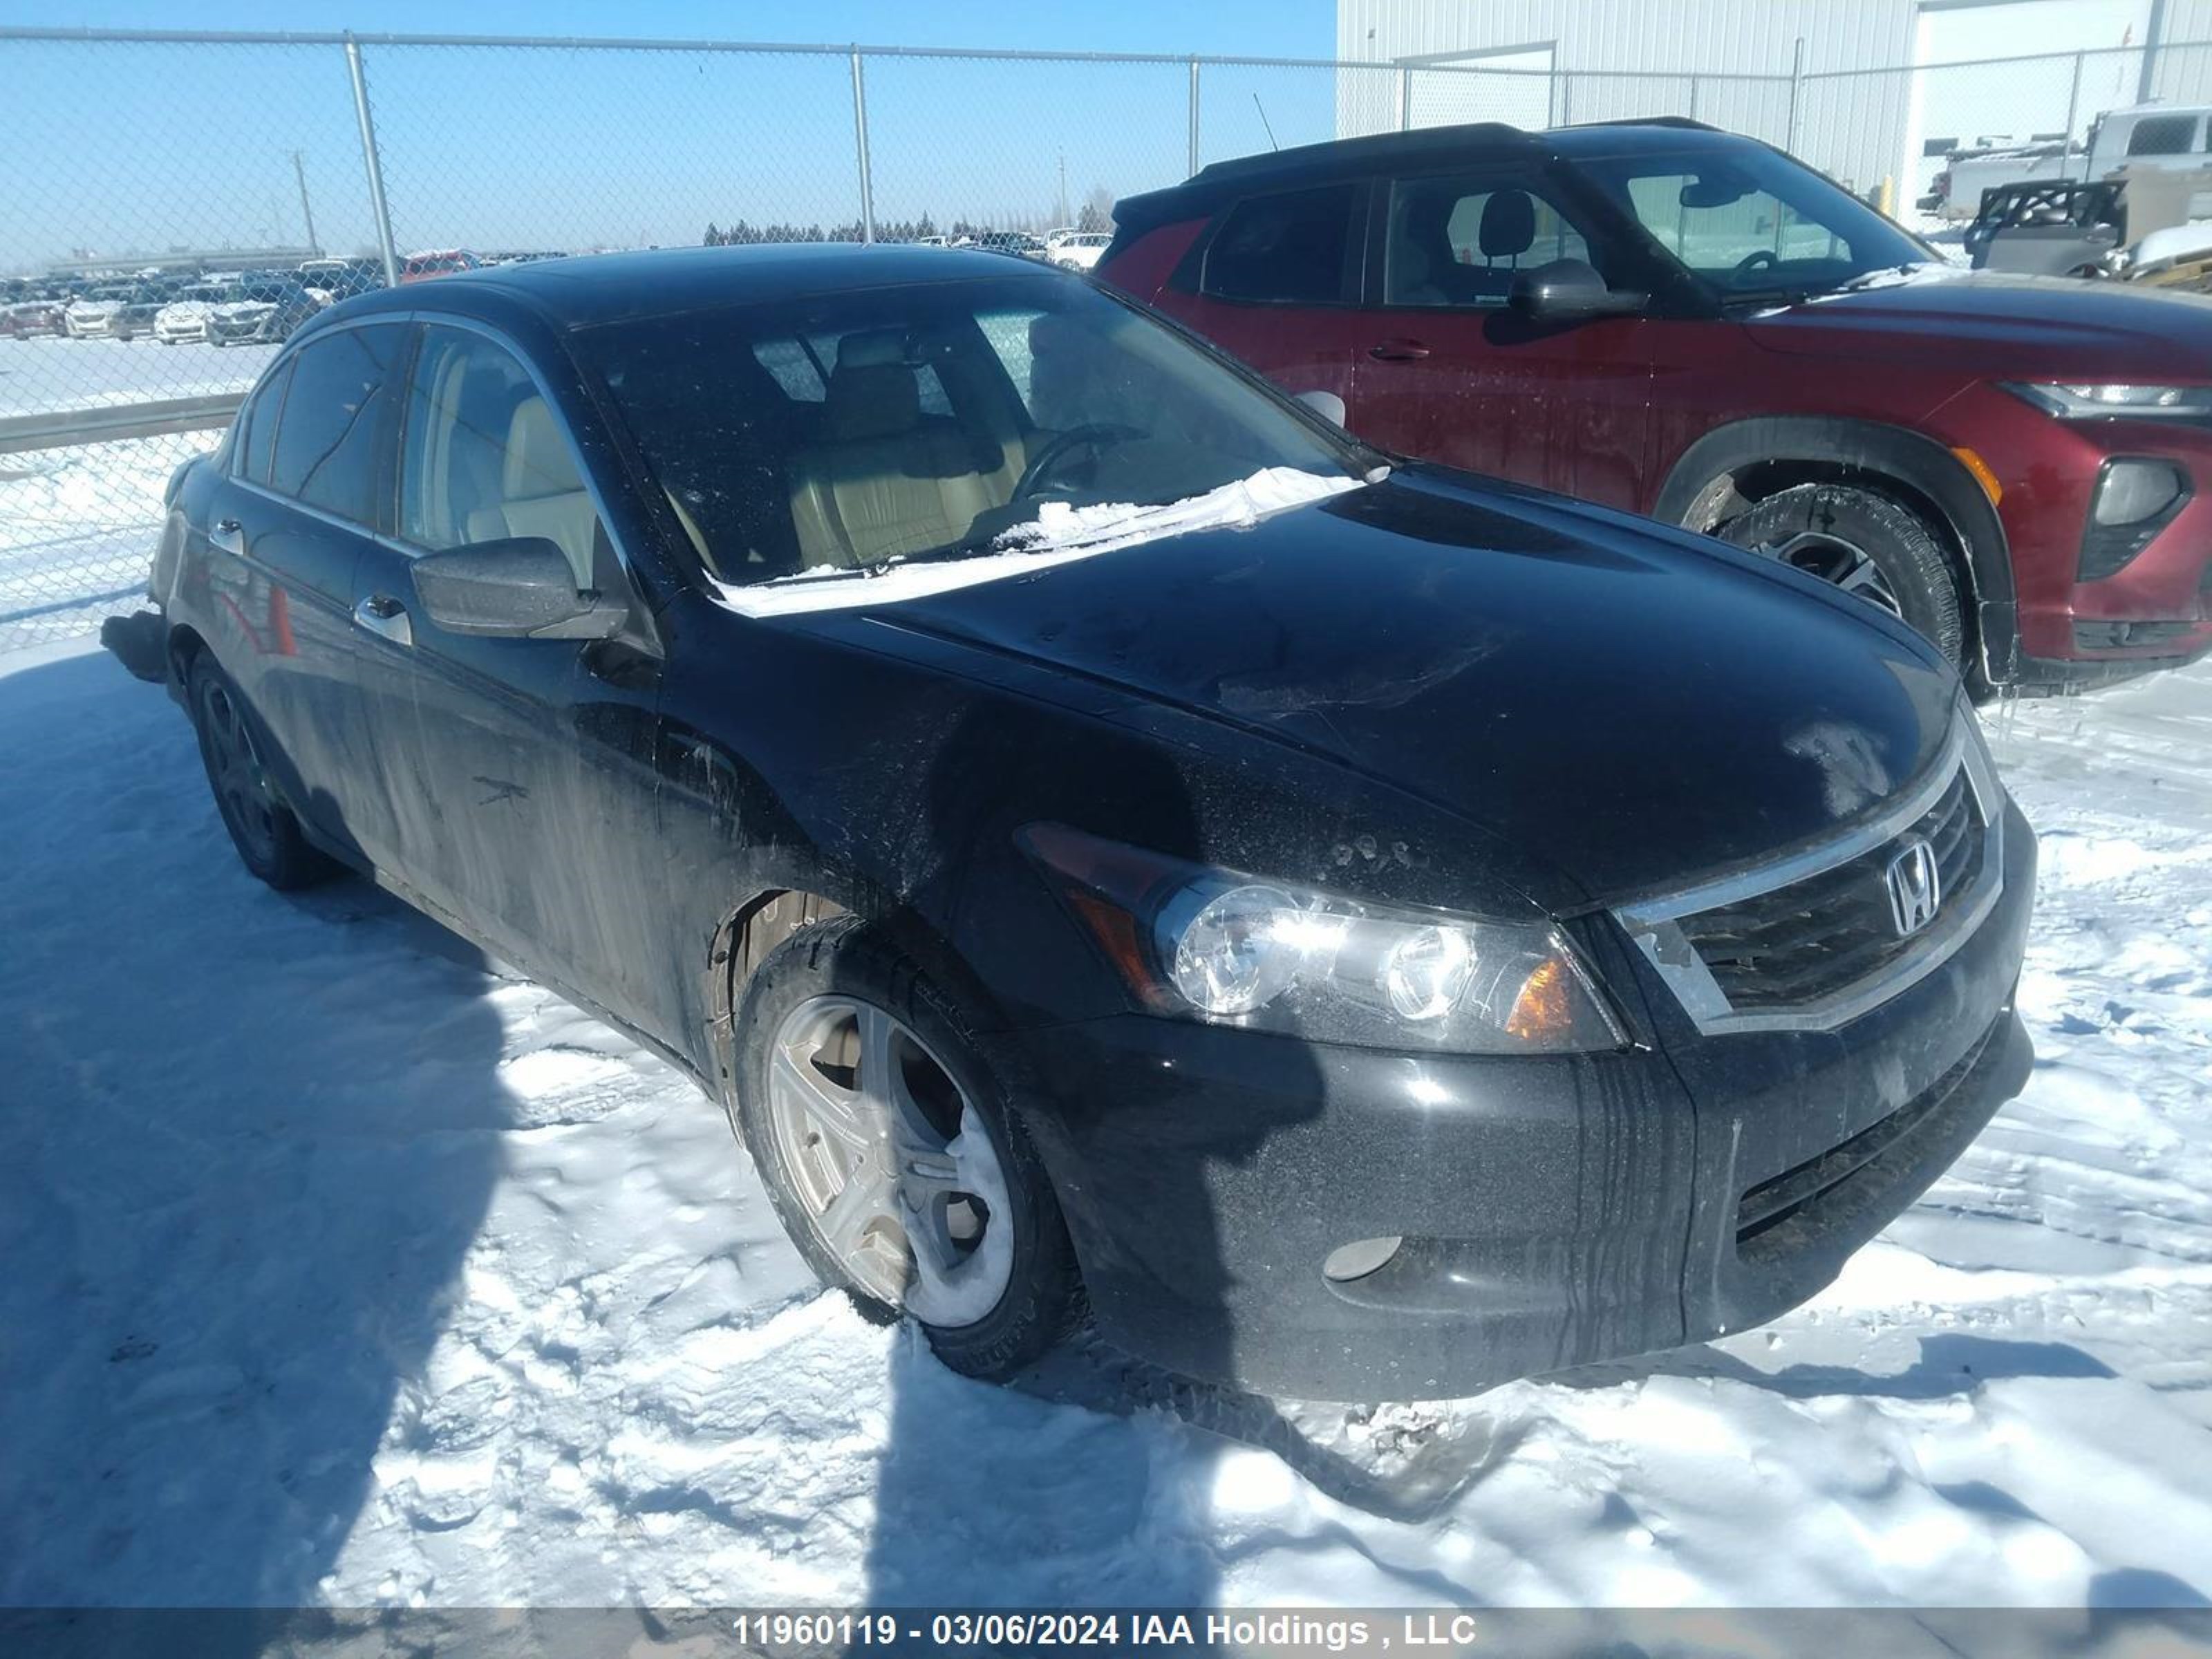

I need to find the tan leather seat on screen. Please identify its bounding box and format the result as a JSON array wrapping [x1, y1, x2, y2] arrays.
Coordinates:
[[465, 396, 601, 581], [787, 332, 996, 568]]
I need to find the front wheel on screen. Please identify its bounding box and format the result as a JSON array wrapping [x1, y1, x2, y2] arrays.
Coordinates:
[[733, 917, 1082, 1380], [1721, 483, 1967, 669]]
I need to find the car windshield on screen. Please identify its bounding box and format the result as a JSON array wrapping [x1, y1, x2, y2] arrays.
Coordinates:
[[577, 270, 1364, 586], [1579, 144, 1932, 301]]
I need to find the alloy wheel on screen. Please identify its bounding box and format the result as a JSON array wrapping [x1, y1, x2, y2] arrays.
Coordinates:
[[764, 995, 1014, 1328], [1763, 529, 1906, 619], [198, 679, 279, 866]]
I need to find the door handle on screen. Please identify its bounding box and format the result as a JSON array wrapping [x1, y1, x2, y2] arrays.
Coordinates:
[[1368, 339, 1432, 362], [209, 518, 244, 555], [353, 593, 413, 648]]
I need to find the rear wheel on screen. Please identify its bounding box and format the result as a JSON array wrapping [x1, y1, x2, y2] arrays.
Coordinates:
[[1721, 483, 1967, 668], [187, 657, 335, 890], [733, 917, 1082, 1380]]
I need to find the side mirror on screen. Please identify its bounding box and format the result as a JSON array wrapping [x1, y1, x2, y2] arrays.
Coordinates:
[[1509, 259, 1647, 321], [1294, 388, 1347, 426], [411, 537, 625, 639]]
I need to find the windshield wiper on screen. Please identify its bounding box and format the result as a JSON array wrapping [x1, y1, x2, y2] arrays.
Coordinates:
[[756, 553, 911, 587], [1830, 262, 1924, 293], [1718, 284, 1819, 310]]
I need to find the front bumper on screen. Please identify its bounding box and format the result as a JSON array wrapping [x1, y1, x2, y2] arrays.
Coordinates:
[[1011, 801, 2036, 1401]]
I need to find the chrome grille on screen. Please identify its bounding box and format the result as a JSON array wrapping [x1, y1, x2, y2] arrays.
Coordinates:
[[1678, 769, 1985, 1011], [1615, 722, 2006, 1036]]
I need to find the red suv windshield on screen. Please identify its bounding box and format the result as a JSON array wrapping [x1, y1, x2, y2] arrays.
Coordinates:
[[1576, 145, 1932, 301]]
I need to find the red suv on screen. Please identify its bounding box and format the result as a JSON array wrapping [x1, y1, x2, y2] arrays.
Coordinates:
[[1100, 120, 2212, 693]]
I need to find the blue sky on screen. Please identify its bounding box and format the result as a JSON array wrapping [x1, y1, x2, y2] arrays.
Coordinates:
[[1, 2, 1344, 268]]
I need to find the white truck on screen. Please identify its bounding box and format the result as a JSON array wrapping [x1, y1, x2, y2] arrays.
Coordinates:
[[1921, 102, 2212, 221]]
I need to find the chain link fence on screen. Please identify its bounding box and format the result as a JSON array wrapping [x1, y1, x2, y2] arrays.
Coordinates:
[[6, 26, 2212, 650]]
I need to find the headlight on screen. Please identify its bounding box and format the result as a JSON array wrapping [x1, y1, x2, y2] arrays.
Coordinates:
[[2002, 382, 2212, 420], [1020, 824, 1625, 1054]]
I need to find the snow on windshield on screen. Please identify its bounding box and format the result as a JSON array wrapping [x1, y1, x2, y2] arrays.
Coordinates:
[[705, 465, 1365, 619]]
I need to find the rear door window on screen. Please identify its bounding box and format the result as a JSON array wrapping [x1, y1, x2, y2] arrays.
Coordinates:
[[1201, 183, 1363, 305], [266, 324, 405, 525], [2127, 114, 2198, 156]]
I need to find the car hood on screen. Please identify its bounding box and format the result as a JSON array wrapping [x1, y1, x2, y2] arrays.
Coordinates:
[[71, 301, 122, 315], [209, 300, 275, 318], [158, 301, 212, 319], [816, 471, 1959, 906], [1747, 266, 2212, 377]]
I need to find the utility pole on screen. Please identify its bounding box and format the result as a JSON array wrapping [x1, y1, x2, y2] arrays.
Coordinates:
[[1057, 151, 1068, 227], [291, 151, 320, 256]]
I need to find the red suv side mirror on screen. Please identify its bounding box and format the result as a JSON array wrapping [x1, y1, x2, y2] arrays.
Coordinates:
[[1510, 259, 1647, 321]]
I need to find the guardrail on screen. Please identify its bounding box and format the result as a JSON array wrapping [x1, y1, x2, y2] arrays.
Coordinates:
[[0, 393, 242, 458]]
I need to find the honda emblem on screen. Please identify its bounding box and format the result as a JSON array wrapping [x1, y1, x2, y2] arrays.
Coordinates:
[[1885, 836, 1942, 937]]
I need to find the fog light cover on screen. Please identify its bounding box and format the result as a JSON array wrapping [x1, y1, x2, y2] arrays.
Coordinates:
[[2081, 458, 2189, 581]]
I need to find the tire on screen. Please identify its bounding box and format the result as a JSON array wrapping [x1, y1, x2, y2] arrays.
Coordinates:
[[186, 655, 336, 891], [733, 915, 1082, 1380], [1720, 482, 1967, 668]]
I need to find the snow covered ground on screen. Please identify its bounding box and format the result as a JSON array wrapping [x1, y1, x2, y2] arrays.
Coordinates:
[[1, 637, 2208, 1611], [0, 337, 268, 650]]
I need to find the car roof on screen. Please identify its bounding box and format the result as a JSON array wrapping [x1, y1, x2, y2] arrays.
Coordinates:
[[332, 243, 1065, 331], [1114, 117, 1740, 230]]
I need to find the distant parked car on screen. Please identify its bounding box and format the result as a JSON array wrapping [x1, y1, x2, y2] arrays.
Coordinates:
[[64, 284, 160, 339], [1, 297, 68, 337], [1101, 118, 2212, 693], [971, 230, 1049, 259], [399, 249, 485, 283], [155, 283, 236, 344], [298, 258, 385, 306], [1047, 230, 1112, 271], [206, 278, 318, 346]]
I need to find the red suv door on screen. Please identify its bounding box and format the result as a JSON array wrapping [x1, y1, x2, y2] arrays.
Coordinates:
[[1163, 180, 1382, 422], [1352, 167, 1656, 509]]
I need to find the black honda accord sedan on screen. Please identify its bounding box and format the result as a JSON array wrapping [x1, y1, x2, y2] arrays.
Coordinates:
[[142, 244, 2034, 1400]]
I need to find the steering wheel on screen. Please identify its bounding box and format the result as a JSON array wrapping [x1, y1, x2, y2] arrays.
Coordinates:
[[1013, 423, 1142, 501], [1731, 249, 1781, 279]]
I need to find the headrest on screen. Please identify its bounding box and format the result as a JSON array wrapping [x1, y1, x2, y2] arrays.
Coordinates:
[[824, 330, 923, 440], [1480, 190, 1537, 259], [503, 396, 584, 498], [835, 329, 910, 372]]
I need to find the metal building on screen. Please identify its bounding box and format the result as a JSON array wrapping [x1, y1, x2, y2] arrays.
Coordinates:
[[1335, 0, 2212, 209]]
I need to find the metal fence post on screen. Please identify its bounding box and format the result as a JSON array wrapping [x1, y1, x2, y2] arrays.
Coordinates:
[[1785, 36, 1805, 153], [2065, 50, 2086, 140], [1688, 73, 1701, 122], [2140, 0, 2169, 102], [1187, 57, 1199, 176], [344, 36, 400, 290], [849, 48, 875, 244]]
